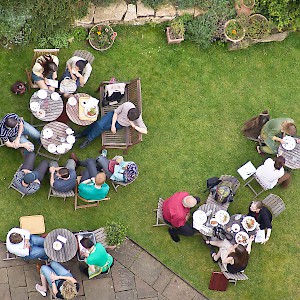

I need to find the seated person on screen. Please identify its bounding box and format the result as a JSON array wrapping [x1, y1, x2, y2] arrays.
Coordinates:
[[0, 113, 40, 152], [70, 154, 109, 200], [257, 118, 297, 154], [79, 238, 114, 279], [75, 101, 147, 149], [206, 235, 254, 273], [49, 159, 77, 192], [32, 54, 59, 91], [6, 227, 48, 260], [256, 156, 291, 188], [248, 200, 272, 244], [35, 261, 78, 299], [162, 192, 200, 242], [13, 152, 48, 195], [60, 56, 92, 94]]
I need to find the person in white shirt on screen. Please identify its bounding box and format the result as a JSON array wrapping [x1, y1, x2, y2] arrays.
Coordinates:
[[255, 156, 291, 189], [6, 228, 48, 260]]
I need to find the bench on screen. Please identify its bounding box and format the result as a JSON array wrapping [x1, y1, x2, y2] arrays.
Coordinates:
[[99, 78, 143, 154]]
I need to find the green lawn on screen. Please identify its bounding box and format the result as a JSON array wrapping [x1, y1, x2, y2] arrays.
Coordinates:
[[0, 25, 299, 300]]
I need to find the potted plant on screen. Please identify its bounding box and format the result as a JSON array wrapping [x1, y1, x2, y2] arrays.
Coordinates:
[[242, 0, 255, 9], [235, 0, 254, 16], [105, 221, 127, 247], [88, 24, 117, 51], [166, 18, 185, 44], [224, 19, 245, 42], [245, 14, 269, 40]]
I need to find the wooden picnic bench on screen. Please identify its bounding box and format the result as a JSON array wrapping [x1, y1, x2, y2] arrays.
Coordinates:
[[99, 78, 143, 154]]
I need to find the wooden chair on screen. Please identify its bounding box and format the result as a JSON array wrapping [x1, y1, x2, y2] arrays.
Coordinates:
[[218, 261, 248, 285], [153, 198, 169, 227], [74, 176, 110, 210], [262, 194, 285, 218], [73, 50, 95, 65], [48, 186, 75, 202], [8, 164, 26, 198], [244, 173, 269, 199], [93, 227, 109, 247], [25, 49, 59, 90], [99, 78, 143, 154]]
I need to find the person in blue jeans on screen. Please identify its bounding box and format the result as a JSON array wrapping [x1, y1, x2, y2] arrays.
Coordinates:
[[35, 261, 79, 299], [6, 228, 48, 260]]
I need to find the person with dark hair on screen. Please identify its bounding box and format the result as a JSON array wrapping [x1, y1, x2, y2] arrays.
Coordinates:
[[257, 118, 297, 154], [79, 238, 114, 279], [206, 235, 254, 273], [6, 228, 47, 260], [13, 152, 48, 195], [75, 101, 147, 149], [162, 192, 201, 242], [49, 159, 77, 193], [248, 201, 273, 244], [32, 54, 59, 91], [255, 156, 291, 188], [0, 113, 40, 152]]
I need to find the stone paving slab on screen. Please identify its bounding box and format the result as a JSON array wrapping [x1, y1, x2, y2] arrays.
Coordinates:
[[83, 277, 115, 300], [7, 266, 26, 287], [0, 267, 8, 283], [162, 277, 198, 300], [152, 268, 175, 294], [0, 283, 11, 300], [11, 286, 28, 300], [112, 260, 135, 292], [135, 276, 158, 299], [115, 290, 138, 300]]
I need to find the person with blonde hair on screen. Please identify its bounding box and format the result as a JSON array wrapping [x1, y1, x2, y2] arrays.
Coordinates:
[[35, 261, 79, 299], [162, 192, 200, 242]]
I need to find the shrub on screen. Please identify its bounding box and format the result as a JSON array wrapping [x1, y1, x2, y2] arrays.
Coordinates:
[[105, 221, 127, 246]]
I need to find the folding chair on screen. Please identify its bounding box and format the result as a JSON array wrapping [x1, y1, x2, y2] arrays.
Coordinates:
[[8, 164, 26, 198], [262, 194, 285, 218], [218, 261, 248, 285], [244, 173, 269, 199], [153, 198, 169, 227], [0, 137, 5, 147], [48, 186, 75, 202], [25, 49, 59, 90]]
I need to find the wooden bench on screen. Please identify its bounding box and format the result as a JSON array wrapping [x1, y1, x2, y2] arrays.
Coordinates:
[[99, 78, 143, 154]]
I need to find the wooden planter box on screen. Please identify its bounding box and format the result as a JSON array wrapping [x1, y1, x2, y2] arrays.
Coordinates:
[[166, 27, 184, 44]]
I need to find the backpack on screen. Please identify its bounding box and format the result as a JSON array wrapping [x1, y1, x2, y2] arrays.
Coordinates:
[[211, 180, 234, 204], [123, 162, 138, 183], [102, 83, 126, 107], [59, 77, 77, 94], [11, 81, 26, 94], [204, 177, 222, 193]]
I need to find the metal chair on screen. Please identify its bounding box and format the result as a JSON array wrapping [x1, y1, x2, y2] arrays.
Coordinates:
[[48, 186, 75, 202], [218, 261, 248, 285], [8, 164, 26, 198], [262, 194, 285, 218], [244, 173, 269, 199], [153, 198, 169, 227]]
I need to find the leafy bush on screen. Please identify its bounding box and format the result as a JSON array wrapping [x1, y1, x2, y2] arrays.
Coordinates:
[[105, 221, 127, 246], [71, 27, 88, 42]]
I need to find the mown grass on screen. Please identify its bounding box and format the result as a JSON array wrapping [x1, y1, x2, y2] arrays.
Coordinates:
[[0, 25, 299, 300]]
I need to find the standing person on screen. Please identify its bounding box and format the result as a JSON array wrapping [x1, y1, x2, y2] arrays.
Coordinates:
[[75, 101, 147, 149], [0, 113, 40, 152], [6, 228, 48, 260], [35, 261, 79, 299], [162, 192, 200, 242], [32, 54, 59, 91], [13, 152, 48, 195], [248, 201, 273, 244], [49, 159, 77, 192]]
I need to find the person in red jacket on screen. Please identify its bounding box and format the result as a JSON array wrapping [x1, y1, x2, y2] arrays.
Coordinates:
[[162, 192, 200, 242]]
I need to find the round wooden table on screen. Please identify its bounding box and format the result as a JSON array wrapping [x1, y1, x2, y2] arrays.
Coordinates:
[[44, 228, 77, 262], [40, 121, 74, 156], [278, 143, 300, 169], [66, 93, 97, 126], [30, 90, 63, 121]]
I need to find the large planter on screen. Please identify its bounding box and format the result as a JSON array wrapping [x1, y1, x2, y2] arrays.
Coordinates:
[[88, 24, 117, 51], [235, 0, 254, 16], [242, 0, 255, 9], [166, 27, 184, 44], [224, 19, 245, 43], [246, 14, 269, 40]]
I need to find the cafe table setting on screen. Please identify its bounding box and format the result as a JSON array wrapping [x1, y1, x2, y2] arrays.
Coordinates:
[[277, 135, 300, 169]]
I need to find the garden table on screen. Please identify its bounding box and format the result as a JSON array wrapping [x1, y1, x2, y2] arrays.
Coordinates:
[[30, 90, 63, 122], [44, 228, 77, 262], [277, 143, 300, 169], [66, 93, 98, 126]]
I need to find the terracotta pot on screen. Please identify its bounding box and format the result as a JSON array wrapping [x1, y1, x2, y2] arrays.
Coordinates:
[[166, 27, 184, 44]]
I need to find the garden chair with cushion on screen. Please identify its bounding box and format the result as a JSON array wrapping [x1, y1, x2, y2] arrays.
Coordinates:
[[218, 261, 248, 285], [99, 78, 143, 154], [153, 198, 169, 227], [73, 50, 95, 65], [74, 176, 110, 210], [262, 194, 285, 218], [48, 186, 75, 202], [25, 49, 59, 90], [8, 164, 26, 198]]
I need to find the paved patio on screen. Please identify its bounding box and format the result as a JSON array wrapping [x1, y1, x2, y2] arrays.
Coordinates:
[[0, 238, 208, 300]]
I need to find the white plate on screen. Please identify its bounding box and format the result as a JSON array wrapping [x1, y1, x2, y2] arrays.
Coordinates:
[[242, 216, 257, 231], [51, 92, 60, 101], [209, 218, 218, 227], [65, 128, 74, 135], [84, 106, 98, 118], [62, 142, 72, 150], [53, 241, 62, 251], [56, 145, 65, 154], [235, 231, 249, 246], [48, 144, 57, 153], [232, 223, 240, 233], [282, 136, 296, 151], [66, 135, 75, 144], [215, 210, 230, 225], [30, 102, 40, 112], [68, 97, 77, 106], [193, 210, 207, 230], [37, 89, 47, 99], [42, 128, 53, 139], [37, 109, 46, 118]]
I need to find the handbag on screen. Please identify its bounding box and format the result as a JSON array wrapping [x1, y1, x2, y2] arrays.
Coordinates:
[[59, 77, 77, 94], [209, 272, 228, 291]]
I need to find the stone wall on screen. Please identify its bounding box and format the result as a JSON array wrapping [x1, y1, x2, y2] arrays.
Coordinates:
[[75, 0, 205, 27]]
